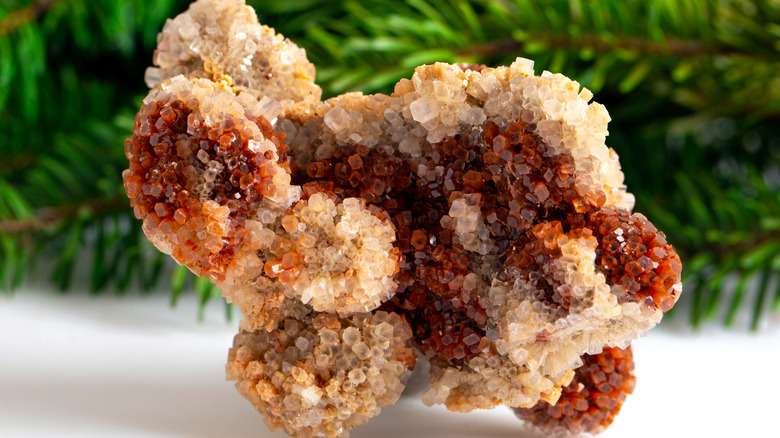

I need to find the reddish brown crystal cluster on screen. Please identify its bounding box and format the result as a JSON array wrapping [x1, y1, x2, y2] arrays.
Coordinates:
[[503, 206, 683, 320], [588, 208, 682, 312], [123, 92, 291, 281], [515, 346, 636, 436], [126, 1, 683, 436]]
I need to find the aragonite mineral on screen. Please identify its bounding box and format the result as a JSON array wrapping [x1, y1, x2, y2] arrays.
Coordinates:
[[123, 0, 682, 436]]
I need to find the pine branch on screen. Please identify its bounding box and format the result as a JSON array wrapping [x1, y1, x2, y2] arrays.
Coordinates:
[[462, 33, 779, 61], [0, 153, 37, 174], [0, 0, 56, 36], [0, 197, 125, 234]]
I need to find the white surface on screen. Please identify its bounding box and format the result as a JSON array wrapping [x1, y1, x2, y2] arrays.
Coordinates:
[[1, 287, 779, 438]]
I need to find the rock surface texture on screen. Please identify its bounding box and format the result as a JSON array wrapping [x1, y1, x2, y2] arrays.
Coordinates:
[[123, 1, 682, 436]]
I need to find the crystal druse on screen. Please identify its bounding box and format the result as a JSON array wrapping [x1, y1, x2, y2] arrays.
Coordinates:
[[123, 1, 682, 436]]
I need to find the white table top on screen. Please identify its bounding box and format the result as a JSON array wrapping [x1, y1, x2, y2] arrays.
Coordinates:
[[2, 287, 778, 437]]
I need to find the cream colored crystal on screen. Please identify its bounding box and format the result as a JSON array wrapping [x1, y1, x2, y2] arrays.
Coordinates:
[[444, 192, 494, 256], [148, 0, 321, 116], [280, 194, 399, 315], [227, 311, 415, 438], [217, 193, 400, 323], [422, 354, 572, 413], [488, 235, 663, 382]]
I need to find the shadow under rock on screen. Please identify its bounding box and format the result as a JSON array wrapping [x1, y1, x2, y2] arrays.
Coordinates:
[[354, 398, 546, 438]]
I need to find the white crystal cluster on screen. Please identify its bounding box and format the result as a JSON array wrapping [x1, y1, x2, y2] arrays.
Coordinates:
[[147, 0, 321, 115], [423, 352, 569, 412], [444, 193, 494, 255], [227, 311, 415, 438], [218, 191, 400, 329], [274, 193, 399, 315]]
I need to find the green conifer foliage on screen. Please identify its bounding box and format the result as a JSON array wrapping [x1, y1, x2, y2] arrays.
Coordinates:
[[1, 0, 778, 328]]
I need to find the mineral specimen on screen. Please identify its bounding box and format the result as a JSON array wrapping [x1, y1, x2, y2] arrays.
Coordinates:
[[123, 0, 683, 436]]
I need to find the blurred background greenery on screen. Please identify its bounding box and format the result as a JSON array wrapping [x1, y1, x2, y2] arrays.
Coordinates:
[[1, 0, 778, 329]]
